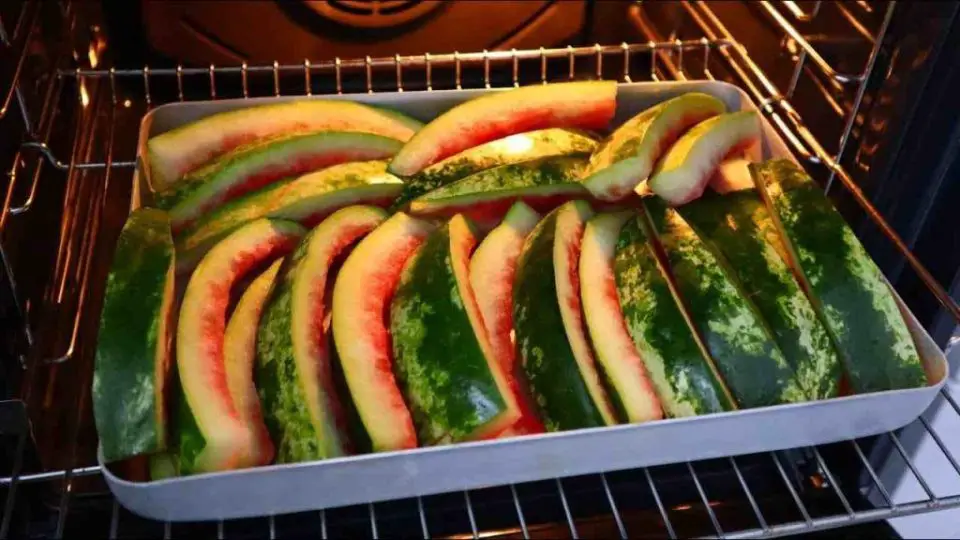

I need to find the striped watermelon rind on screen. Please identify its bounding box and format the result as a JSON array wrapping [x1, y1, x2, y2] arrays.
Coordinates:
[[390, 215, 521, 444], [678, 189, 842, 399], [147, 100, 421, 192], [389, 81, 616, 176], [584, 92, 726, 201], [613, 213, 736, 417], [331, 212, 435, 451], [392, 128, 598, 209], [176, 218, 305, 474], [257, 206, 387, 463], [642, 197, 805, 408], [409, 154, 590, 225], [469, 202, 546, 436], [514, 200, 620, 431], [752, 159, 925, 392], [94, 208, 176, 463], [175, 160, 403, 274], [580, 211, 665, 423], [156, 131, 403, 233]]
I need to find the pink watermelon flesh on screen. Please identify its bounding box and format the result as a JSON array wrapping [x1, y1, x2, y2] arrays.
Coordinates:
[[294, 206, 387, 456], [177, 219, 305, 472], [554, 201, 620, 426], [448, 215, 523, 441], [223, 260, 282, 467], [331, 213, 435, 451], [166, 132, 402, 234], [469, 203, 545, 436], [147, 100, 421, 192], [580, 212, 664, 423], [389, 81, 617, 176], [708, 139, 762, 195]]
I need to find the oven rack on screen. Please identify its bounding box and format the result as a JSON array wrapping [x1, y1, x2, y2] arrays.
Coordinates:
[[0, 2, 958, 538], [3, 375, 960, 538]]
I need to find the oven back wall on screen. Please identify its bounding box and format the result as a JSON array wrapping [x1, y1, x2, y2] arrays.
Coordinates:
[[104, 0, 587, 66]]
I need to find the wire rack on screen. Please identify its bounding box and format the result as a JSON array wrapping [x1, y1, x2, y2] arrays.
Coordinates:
[[1, 1, 959, 538]]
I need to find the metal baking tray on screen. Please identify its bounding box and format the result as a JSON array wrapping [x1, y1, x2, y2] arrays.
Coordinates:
[[103, 81, 949, 521]]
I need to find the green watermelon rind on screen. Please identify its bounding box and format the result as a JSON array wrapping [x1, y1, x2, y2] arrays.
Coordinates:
[[642, 197, 804, 408], [94, 208, 175, 463], [256, 206, 387, 463], [514, 201, 619, 431], [407, 155, 590, 221], [147, 100, 421, 192], [388, 81, 617, 176], [175, 161, 403, 273], [613, 214, 736, 417], [332, 212, 435, 451], [647, 111, 761, 205], [469, 201, 545, 436], [678, 190, 842, 400], [267, 161, 402, 223], [392, 128, 598, 209], [583, 93, 726, 201], [751, 159, 925, 392], [580, 211, 666, 423], [155, 131, 403, 231], [390, 216, 520, 444], [176, 218, 306, 475], [175, 179, 295, 272], [413, 155, 589, 203]]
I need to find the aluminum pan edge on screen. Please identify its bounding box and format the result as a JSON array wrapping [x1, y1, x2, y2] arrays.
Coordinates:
[[106, 80, 947, 521]]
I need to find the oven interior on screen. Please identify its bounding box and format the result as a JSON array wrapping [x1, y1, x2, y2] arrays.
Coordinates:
[[0, 1, 958, 537]]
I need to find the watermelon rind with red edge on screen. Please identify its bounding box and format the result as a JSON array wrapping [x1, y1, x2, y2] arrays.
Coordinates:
[[176, 218, 305, 474], [392, 128, 598, 209], [408, 154, 590, 227], [147, 100, 422, 192], [580, 211, 665, 423], [469, 202, 545, 436], [388, 81, 617, 176], [513, 200, 620, 431], [751, 159, 924, 392], [155, 131, 403, 233], [583, 92, 726, 201], [94, 208, 175, 463], [175, 160, 403, 274], [256, 206, 387, 463], [331, 212, 435, 451], [647, 110, 761, 205], [223, 260, 282, 467], [391, 215, 521, 444]]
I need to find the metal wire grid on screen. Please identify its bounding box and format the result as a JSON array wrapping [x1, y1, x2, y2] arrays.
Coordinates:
[[0, 0, 958, 537], [3, 383, 960, 538]]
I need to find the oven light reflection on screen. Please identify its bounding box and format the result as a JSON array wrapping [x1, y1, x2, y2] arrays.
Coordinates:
[[672, 500, 722, 511], [88, 43, 99, 69], [80, 82, 90, 108], [449, 526, 523, 539], [501, 133, 535, 154]]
